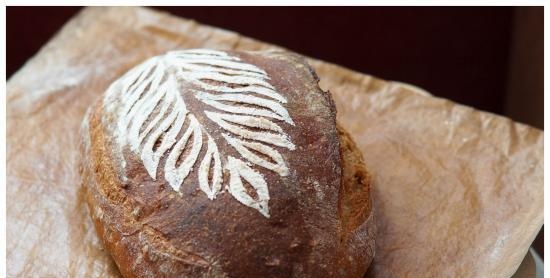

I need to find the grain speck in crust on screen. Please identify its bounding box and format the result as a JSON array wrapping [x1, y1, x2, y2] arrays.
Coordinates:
[[80, 49, 375, 277]]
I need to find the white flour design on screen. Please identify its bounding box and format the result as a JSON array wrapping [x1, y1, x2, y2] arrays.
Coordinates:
[[103, 49, 295, 217]]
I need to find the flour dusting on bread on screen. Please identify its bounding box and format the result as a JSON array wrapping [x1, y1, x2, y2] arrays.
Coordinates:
[[102, 49, 295, 217]]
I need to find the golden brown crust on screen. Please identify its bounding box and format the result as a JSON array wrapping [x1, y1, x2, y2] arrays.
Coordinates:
[[338, 123, 373, 237], [80, 50, 375, 277], [336, 124, 376, 274]]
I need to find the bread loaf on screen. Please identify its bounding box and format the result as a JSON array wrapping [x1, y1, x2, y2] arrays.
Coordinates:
[[80, 49, 375, 277]]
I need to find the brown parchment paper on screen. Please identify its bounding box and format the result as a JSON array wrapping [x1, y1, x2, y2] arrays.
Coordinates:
[[6, 7, 543, 278]]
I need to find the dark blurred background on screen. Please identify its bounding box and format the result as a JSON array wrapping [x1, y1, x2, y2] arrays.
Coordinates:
[[7, 6, 543, 257]]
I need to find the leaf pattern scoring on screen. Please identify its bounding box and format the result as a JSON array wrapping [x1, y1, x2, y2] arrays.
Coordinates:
[[103, 49, 295, 218]]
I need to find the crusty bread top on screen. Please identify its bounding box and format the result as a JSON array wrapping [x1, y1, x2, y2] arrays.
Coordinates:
[[82, 49, 374, 277]]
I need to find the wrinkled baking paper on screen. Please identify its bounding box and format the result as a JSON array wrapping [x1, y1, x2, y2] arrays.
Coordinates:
[[7, 7, 542, 278]]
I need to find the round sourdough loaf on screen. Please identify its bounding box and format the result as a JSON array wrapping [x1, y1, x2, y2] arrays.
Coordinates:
[[80, 49, 375, 277]]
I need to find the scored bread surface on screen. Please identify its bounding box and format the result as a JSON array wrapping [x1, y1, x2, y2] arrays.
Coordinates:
[[81, 49, 375, 277]]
